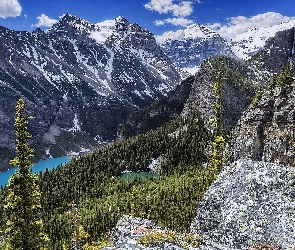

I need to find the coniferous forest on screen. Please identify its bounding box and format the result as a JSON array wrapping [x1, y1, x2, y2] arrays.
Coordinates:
[[1, 64, 293, 249], [0, 103, 217, 249]]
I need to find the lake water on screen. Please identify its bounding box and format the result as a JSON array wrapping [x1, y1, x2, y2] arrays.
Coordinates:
[[120, 172, 159, 180], [0, 156, 70, 187]]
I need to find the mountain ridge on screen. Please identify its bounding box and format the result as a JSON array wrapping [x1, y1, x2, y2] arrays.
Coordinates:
[[0, 14, 186, 171]]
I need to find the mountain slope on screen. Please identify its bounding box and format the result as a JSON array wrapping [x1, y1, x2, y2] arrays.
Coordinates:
[[0, 14, 186, 171], [157, 24, 236, 70], [118, 75, 194, 139], [231, 20, 295, 60]]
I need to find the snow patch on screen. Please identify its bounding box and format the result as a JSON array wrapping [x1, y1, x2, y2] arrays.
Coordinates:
[[230, 20, 295, 60], [183, 66, 200, 75], [67, 113, 81, 133], [90, 19, 116, 44]]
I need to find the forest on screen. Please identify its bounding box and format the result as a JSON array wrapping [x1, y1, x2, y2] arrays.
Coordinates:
[[2, 64, 293, 249]]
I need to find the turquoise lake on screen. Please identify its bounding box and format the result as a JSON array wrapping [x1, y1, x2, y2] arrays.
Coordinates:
[[0, 156, 70, 187], [120, 172, 159, 180]]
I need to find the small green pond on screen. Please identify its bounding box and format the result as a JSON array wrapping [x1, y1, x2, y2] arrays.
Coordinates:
[[120, 172, 159, 180]]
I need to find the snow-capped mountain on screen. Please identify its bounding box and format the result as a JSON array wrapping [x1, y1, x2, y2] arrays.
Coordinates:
[[0, 13, 186, 170], [230, 19, 295, 60], [157, 20, 295, 71], [157, 24, 236, 72]]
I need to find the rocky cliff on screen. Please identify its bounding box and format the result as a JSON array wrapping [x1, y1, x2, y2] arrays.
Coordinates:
[[229, 79, 295, 166], [183, 56, 255, 129], [190, 160, 295, 250]]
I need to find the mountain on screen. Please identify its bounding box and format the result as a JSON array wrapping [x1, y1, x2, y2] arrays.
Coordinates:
[[248, 27, 295, 75], [230, 20, 295, 60], [118, 27, 295, 141], [0, 14, 187, 171], [156, 20, 295, 72], [157, 24, 236, 72], [117, 75, 194, 139]]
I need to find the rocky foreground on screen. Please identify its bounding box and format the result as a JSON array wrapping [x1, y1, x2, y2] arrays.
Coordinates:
[[102, 160, 295, 250]]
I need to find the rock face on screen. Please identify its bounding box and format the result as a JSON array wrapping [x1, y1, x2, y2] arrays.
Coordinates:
[[230, 82, 295, 166], [183, 56, 255, 129], [0, 14, 185, 170], [248, 27, 295, 74], [102, 215, 186, 250], [230, 22, 295, 60], [190, 160, 295, 250]]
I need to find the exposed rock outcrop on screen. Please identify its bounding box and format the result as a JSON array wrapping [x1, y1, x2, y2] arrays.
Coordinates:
[[190, 160, 295, 250], [230, 82, 295, 165], [102, 215, 188, 250], [0, 14, 185, 171], [183, 56, 255, 129]]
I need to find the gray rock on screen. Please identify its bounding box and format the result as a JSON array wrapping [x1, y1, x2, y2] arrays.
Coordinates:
[[191, 160, 295, 250], [230, 82, 295, 166], [105, 215, 187, 250]]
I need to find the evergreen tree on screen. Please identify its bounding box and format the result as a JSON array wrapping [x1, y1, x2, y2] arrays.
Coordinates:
[[209, 72, 225, 177], [211, 72, 223, 136], [4, 98, 48, 250], [277, 59, 294, 87], [70, 201, 89, 250]]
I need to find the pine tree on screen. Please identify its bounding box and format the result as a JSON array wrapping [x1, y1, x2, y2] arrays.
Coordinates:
[[70, 201, 89, 250], [209, 72, 225, 177], [277, 59, 294, 87], [4, 98, 49, 250]]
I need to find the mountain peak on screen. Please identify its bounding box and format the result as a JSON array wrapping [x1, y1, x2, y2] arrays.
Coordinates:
[[156, 24, 218, 44], [115, 16, 129, 24], [114, 16, 130, 32], [61, 13, 82, 22], [50, 13, 96, 34]]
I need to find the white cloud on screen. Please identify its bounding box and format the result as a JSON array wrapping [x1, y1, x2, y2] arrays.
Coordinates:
[[207, 12, 295, 40], [155, 17, 194, 27], [144, 0, 193, 17], [32, 14, 58, 28], [0, 0, 22, 18], [145, 0, 198, 27], [154, 20, 166, 26]]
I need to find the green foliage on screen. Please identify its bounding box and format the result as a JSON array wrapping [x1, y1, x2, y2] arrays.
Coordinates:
[[267, 73, 278, 90], [138, 230, 201, 249], [211, 72, 223, 136], [0, 108, 212, 249], [4, 99, 49, 250], [209, 135, 225, 177], [209, 56, 253, 92], [251, 85, 263, 109], [209, 73, 225, 179], [70, 202, 90, 250], [276, 60, 294, 87], [118, 76, 194, 139]]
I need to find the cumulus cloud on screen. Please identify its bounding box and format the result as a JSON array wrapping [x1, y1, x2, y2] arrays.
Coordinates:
[[145, 0, 193, 17], [207, 12, 295, 40], [0, 0, 22, 18], [32, 14, 58, 28], [155, 17, 194, 27], [145, 0, 198, 27]]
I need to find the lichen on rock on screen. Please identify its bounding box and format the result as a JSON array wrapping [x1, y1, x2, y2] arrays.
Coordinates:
[[190, 160, 295, 250]]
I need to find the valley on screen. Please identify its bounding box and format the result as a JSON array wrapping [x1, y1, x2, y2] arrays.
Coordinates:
[[0, 12, 295, 250]]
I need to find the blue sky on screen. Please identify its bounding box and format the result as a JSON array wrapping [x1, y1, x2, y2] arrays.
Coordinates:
[[0, 0, 294, 39]]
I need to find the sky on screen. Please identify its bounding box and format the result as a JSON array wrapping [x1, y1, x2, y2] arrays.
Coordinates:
[[0, 0, 295, 40]]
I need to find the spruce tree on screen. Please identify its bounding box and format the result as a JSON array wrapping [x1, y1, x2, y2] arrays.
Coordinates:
[[209, 72, 225, 176], [4, 98, 48, 250]]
